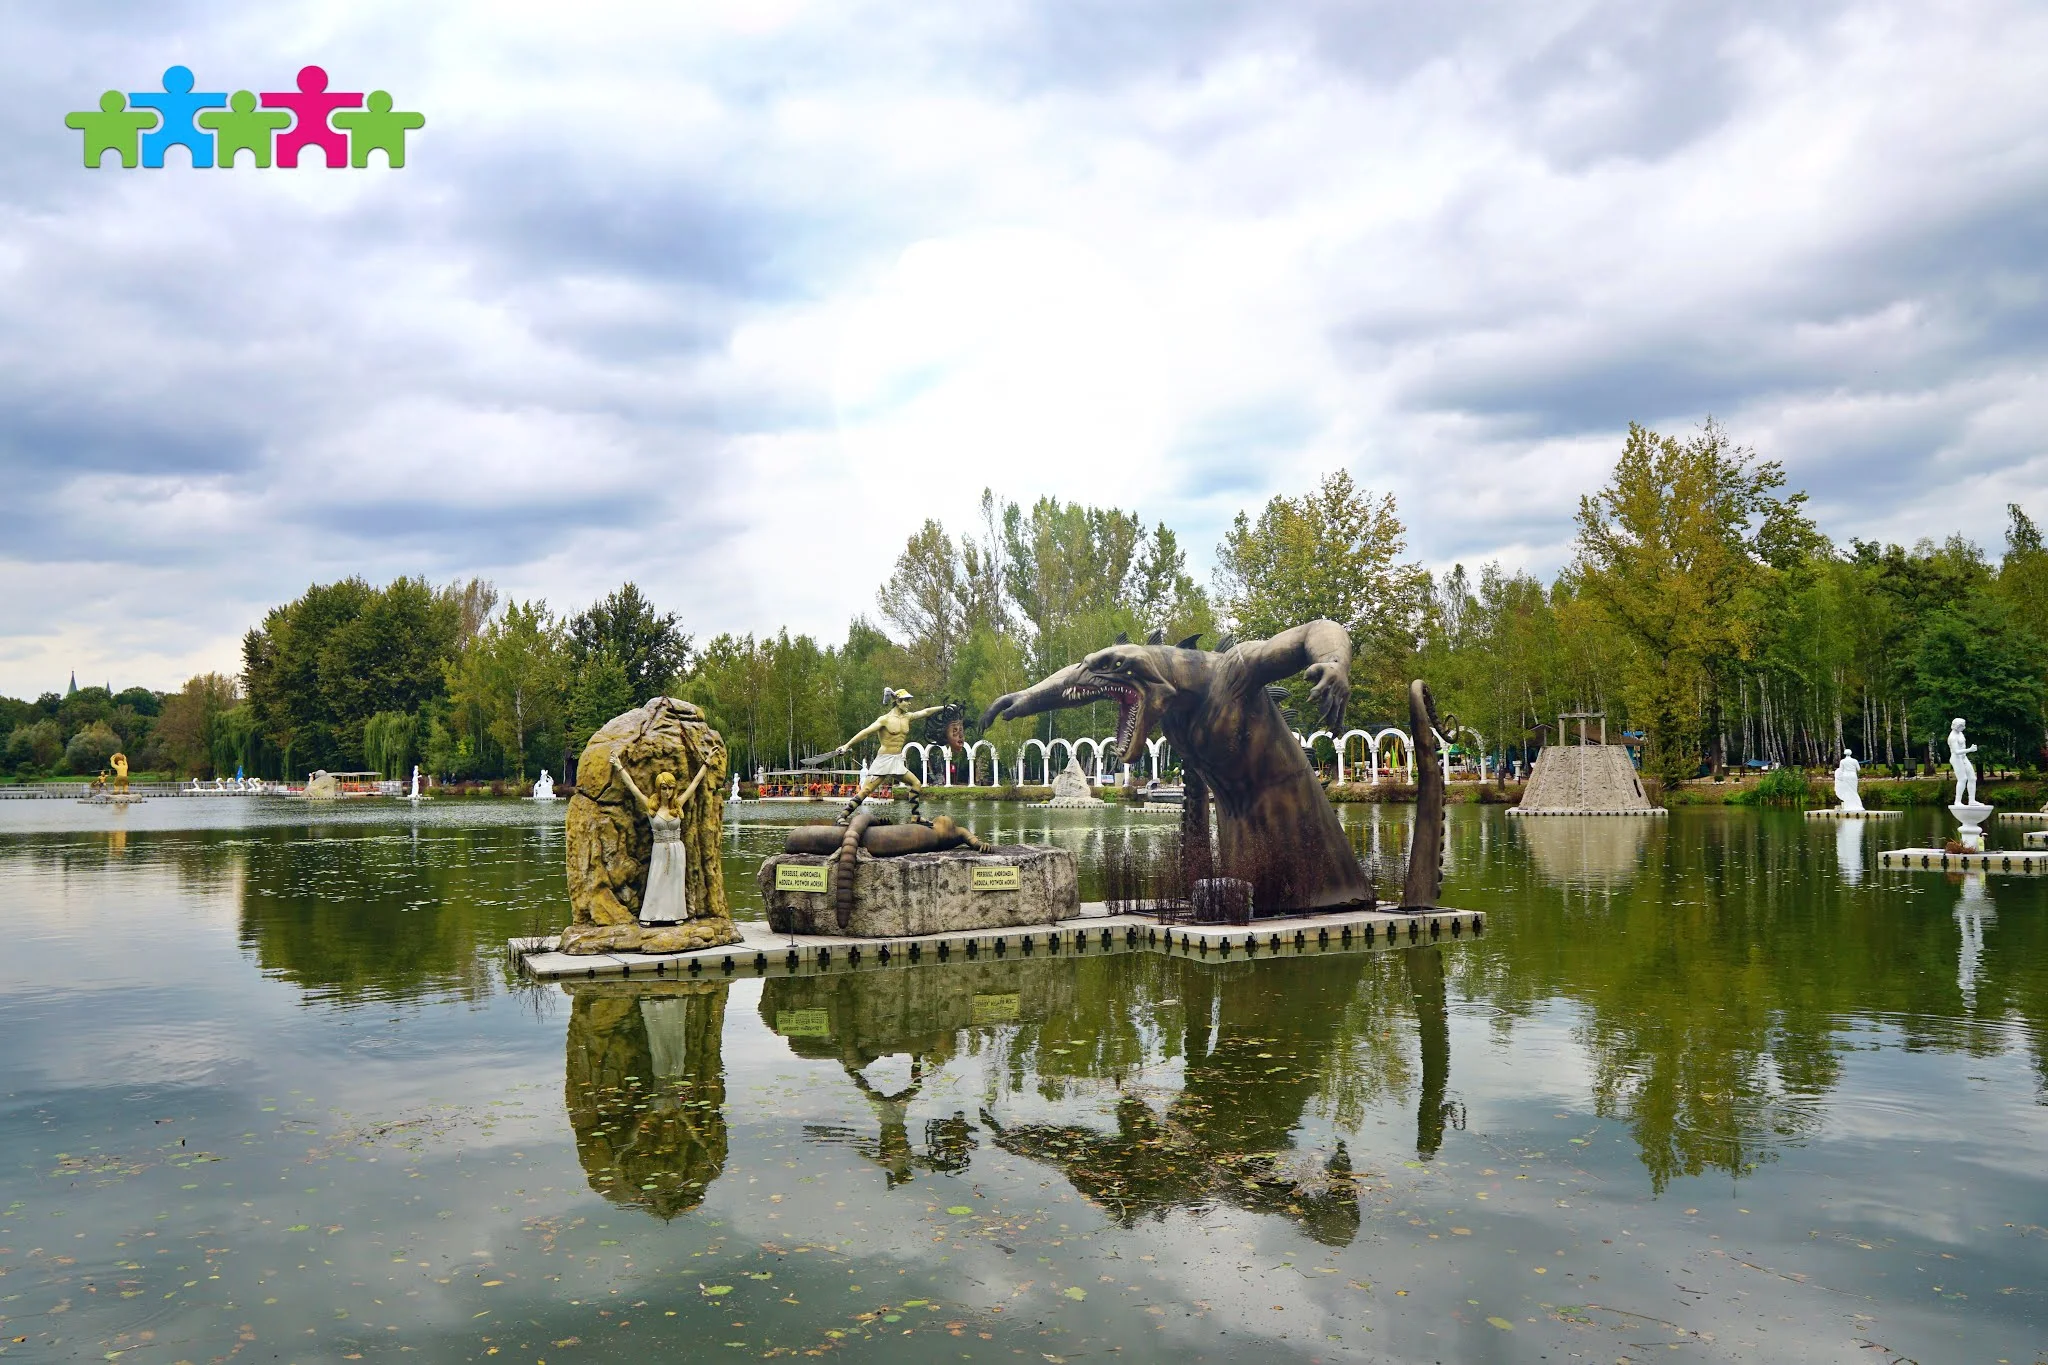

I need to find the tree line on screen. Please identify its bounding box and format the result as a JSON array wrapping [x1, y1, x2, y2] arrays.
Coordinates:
[[7, 420, 2047, 787]]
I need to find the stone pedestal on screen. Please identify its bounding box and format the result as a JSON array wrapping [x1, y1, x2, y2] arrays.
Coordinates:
[[760, 845, 1079, 938], [1950, 801, 1995, 851]]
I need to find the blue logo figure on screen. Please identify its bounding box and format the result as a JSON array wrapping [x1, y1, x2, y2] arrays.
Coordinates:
[[131, 65, 226, 168]]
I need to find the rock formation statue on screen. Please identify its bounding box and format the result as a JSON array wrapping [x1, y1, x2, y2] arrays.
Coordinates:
[[1044, 756, 1105, 807], [981, 620, 1369, 911], [809, 687, 947, 814], [1948, 718, 1978, 807], [1833, 749, 1864, 812], [560, 697, 741, 956], [563, 981, 728, 1218]]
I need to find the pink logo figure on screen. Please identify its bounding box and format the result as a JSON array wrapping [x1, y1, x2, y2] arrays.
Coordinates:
[[261, 65, 362, 168]]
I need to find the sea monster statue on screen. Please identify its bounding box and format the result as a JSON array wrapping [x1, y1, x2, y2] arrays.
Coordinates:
[[981, 620, 1379, 912]]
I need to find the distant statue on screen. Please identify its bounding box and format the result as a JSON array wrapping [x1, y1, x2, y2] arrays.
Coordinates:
[[409, 765, 422, 801], [109, 752, 129, 794], [611, 753, 708, 926], [810, 687, 947, 815], [1948, 718, 1978, 807], [532, 769, 556, 801], [728, 773, 740, 802], [1833, 748, 1864, 812]]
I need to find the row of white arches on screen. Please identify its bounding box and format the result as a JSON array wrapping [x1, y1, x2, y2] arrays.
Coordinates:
[[885, 723, 1486, 787]]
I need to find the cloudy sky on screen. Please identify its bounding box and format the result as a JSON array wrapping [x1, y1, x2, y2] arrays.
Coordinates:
[[3, 0, 2045, 697]]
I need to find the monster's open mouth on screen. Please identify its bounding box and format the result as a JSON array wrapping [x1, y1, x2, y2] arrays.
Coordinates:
[[1059, 679, 1150, 762]]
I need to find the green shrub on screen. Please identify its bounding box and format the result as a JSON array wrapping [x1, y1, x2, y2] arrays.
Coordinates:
[[1735, 766, 1814, 807]]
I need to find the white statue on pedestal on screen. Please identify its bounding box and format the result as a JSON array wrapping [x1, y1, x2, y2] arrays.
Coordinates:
[[1947, 718, 1994, 849], [728, 773, 740, 802], [1948, 718, 1977, 806], [409, 765, 422, 802], [1832, 748, 1864, 812], [532, 769, 556, 801]]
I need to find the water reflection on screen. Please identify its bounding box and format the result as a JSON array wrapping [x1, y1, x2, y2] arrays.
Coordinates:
[[1837, 817, 1865, 885], [543, 948, 1472, 1240], [1955, 873, 1995, 1007], [1515, 814, 1653, 891], [562, 981, 729, 1218]]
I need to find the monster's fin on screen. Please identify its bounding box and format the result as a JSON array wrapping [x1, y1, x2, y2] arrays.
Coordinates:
[[1146, 627, 1166, 645], [1175, 633, 1202, 650]]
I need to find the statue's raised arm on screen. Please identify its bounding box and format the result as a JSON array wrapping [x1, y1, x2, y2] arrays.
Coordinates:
[[1232, 619, 1351, 728]]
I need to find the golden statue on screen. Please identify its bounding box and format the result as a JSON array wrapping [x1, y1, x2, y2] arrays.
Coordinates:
[[109, 752, 129, 795], [812, 688, 947, 809]]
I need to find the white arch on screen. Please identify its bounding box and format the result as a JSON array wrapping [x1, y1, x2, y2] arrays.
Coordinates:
[[1435, 724, 1486, 780], [1074, 736, 1100, 785], [1372, 727, 1415, 783], [1096, 736, 1127, 785], [1047, 737, 1075, 778], [902, 741, 932, 785], [1339, 729, 1373, 785], [1017, 738, 1050, 786], [1145, 736, 1169, 782], [964, 739, 1000, 786], [1304, 729, 1340, 782]]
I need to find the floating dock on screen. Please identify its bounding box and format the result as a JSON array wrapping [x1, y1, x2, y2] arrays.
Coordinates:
[[1803, 807, 1901, 819], [512, 902, 1485, 981], [1879, 847, 2048, 873]]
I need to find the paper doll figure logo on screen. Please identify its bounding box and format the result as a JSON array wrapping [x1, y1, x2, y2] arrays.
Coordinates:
[[67, 66, 423, 169]]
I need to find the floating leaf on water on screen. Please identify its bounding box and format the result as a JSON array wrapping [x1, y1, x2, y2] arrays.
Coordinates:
[[1487, 1316, 1514, 1331], [1063, 1287, 1086, 1300], [701, 1284, 733, 1296]]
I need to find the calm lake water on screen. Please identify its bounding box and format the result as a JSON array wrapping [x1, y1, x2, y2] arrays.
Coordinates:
[[2, 797, 2044, 1363]]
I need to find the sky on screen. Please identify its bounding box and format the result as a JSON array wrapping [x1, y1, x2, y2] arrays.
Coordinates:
[[2, 0, 2045, 698]]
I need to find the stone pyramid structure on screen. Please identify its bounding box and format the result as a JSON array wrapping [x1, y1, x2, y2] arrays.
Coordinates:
[[1510, 744, 1665, 816]]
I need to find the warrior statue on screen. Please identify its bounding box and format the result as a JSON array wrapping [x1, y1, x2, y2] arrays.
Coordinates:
[[981, 620, 1372, 911], [811, 688, 947, 820]]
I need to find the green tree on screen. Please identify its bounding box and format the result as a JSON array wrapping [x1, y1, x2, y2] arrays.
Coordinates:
[[446, 599, 569, 781], [1215, 470, 1427, 724], [1574, 421, 1809, 786], [242, 577, 466, 773], [62, 721, 122, 774], [877, 519, 964, 697], [568, 583, 691, 702], [1907, 595, 2047, 764], [157, 673, 240, 777]]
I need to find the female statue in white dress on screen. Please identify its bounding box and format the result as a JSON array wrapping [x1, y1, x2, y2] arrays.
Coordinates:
[[1832, 748, 1863, 812], [611, 754, 708, 926]]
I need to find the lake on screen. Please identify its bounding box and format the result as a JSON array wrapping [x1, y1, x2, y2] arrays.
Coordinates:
[[2, 797, 2043, 1362]]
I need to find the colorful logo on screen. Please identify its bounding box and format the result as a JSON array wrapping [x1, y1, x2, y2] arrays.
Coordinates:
[[66, 66, 423, 169]]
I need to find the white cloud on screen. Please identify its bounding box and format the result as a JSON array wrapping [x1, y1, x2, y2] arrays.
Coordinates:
[[4, 0, 2047, 692]]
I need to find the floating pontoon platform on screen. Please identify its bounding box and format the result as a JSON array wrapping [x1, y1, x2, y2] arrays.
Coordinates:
[[1879, 847, 2048, 873], [512, 902, 1485, 981], [1803, 807, 1902, 819]]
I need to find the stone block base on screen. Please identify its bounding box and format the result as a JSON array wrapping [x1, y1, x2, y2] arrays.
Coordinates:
[[760, 845, 1079, 938], [557, 916, 744, 956]]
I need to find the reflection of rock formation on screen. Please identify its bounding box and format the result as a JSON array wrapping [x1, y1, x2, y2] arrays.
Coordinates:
[[1517, 815, 1653, 890], [1836, 818, 1865, 886], [563, 981, 729, 1218], [1954, 874, 1995, 1008]]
